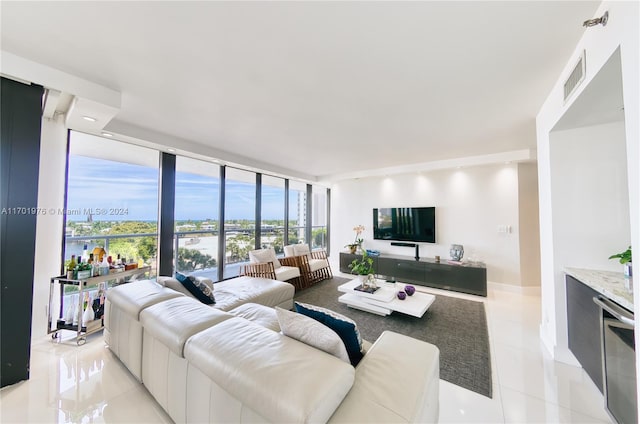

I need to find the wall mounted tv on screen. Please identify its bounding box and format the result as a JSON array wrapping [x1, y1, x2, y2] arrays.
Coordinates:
[[373, 207, 436, 243]]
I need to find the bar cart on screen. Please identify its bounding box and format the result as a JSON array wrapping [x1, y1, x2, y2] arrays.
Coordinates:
[[48, 266, 151, 345]]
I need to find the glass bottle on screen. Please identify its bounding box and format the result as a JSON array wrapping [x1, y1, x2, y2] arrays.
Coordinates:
[[82, 244, 89, 262], [67, 255, 77, 279]]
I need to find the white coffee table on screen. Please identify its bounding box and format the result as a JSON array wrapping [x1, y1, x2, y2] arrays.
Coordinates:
[[337, 278, 435, 318]]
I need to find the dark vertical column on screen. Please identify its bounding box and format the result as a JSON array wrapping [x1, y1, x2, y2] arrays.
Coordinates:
[[306, 184, 313, 247], [255, 173, 262, 250], [1, 78, 44, 387], [326, 188, 331, 256], [60, 131, 71, 273], [284, 179, 289, 246], [217, 166, 226, 281], [158, 152, 176, 277]]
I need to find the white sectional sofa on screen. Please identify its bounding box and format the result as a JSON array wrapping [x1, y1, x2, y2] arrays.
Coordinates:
[[104, 277, 440, 423]]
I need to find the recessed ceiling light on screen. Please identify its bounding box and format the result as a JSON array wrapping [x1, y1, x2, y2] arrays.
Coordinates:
[[167, 148, 176, 152], [101, 132, 113, 137], [82, 116, 97, 122]]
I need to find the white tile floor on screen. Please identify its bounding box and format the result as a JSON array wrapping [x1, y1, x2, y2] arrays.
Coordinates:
[[0, 284, 612, 423]]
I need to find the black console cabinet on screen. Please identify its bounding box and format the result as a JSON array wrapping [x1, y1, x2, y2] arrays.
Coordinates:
[[339, 252, 487, 296]]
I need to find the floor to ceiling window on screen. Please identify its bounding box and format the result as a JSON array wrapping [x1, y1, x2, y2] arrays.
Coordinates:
[[174, 157, 220, 281], [223, 167, 256, 278], [260, 175, 286, 254], [312, 185, 328, 250], [63, 135, 330, 281], [288, 180, 307, 246], [64, 132, 159, 273]]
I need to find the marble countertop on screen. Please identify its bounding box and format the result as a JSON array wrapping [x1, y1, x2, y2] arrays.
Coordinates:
[[565, 267, 634, 312]]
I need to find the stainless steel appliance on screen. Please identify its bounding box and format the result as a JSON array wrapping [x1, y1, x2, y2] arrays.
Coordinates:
[[593, 296, 637, 424]]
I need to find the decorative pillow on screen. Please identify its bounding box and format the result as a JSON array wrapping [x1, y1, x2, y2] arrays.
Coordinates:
[[294, 302, 363, 366], [156, 276, 193, 298], [175, 272, 215, 305], [275, 307, 350, 364], [293, 244, 311, 258], [249, 248, 281, 269], [283, 245, 296, 257], [194, 276, 214, 293]]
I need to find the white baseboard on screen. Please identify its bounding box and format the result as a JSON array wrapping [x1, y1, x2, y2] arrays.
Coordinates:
[[488, 281, 541, 296]]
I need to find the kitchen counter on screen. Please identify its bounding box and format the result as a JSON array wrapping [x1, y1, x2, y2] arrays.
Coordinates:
[[565, 267, 633, 312]]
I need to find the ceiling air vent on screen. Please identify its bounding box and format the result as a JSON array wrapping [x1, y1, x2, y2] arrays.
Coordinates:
[[564, 50, 586, 102]]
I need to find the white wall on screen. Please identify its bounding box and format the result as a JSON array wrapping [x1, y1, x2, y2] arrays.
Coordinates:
[[550, 121, 629, 272], [330, 164, 535, 286], [518, 162, 541, 287], [536, 0, 639, 407], [32, 116, 68, 339]]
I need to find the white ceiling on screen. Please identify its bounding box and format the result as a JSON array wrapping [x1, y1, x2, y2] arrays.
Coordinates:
[[1, 1, 601, 180]]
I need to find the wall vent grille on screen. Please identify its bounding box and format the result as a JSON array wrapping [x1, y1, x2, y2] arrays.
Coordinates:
[[564, 50, 586, 102]]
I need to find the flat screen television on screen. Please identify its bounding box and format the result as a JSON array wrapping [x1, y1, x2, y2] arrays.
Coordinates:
[[373, 207, 436, 243]]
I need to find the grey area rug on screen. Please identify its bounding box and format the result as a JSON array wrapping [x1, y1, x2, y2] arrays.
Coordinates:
[[294, 276, 492, 398]]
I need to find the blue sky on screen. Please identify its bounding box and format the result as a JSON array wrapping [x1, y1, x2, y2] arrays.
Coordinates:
[[67, 156, 300, 221]]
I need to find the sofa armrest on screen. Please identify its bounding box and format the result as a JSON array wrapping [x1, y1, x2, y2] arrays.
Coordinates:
[[329, 331, 440, 423]]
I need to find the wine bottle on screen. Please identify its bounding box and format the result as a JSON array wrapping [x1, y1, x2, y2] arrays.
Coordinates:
[[68, 255, 77, 279]]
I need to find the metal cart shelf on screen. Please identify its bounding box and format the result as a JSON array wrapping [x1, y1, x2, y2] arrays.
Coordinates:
[[48, 266, 151, 345]]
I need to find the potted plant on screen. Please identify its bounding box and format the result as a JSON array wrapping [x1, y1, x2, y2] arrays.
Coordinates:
[[348, 250, 377, 289], [345, 224, 365, 254], [609, 246, 632, 278]]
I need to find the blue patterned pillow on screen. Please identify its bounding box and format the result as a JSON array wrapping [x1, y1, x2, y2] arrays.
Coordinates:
[[175, 273, 215, 305], [294, 301, 363, 366]]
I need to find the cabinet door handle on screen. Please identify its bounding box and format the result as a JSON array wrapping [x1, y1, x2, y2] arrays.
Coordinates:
[[593, 296, 635, 327]]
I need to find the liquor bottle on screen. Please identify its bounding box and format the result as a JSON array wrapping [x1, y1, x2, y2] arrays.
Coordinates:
[[76, 257, 82, 278], [82, 244, 89, 262], [100, 256, 109, 276], [88, 253, 97, 276], [68, 255, 77, 279]]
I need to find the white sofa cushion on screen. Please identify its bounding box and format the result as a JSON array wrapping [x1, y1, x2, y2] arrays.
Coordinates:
[[283, 244, 296, 257], [308, 258, 329, 272], [184, 317, 355, 423], [229, 303, 280, 332], [276, 307, 350, 363], [274, 265, 300, 281], [249, 247, 281, 269], [284, 243, 312, 258], [328, 331, 440, 423], [213, 276, 294, 311], [293, 244, 310, 257], [140, 297, 232, 357]]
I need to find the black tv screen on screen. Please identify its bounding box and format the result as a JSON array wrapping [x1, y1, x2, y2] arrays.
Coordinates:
[[373, 207, 436, 243]]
